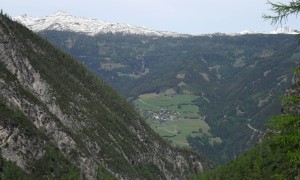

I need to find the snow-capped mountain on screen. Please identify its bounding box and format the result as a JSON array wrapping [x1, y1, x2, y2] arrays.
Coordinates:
[[238, 30, 257, 35], [13, 11, 299, 37], [235, 27, 299, 35], [269, 26, 299, 34], [13, 11, 185, 37]]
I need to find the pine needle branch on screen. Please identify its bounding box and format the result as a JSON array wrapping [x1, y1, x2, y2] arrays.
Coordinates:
[[263, 0, 300, 25]]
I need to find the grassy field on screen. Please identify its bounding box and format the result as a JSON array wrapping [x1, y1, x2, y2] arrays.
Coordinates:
[[134, 93, 221, 147]]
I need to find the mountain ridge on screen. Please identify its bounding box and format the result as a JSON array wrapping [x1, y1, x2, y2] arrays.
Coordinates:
[[13, 11, 186, 37], [13, 11, 299, 37]]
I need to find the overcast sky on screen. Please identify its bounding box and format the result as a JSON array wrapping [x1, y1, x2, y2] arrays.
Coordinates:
[[1, 0, 299, 35]]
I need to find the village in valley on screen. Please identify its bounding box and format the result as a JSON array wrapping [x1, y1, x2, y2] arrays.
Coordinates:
[[133, 91, 221, 146]]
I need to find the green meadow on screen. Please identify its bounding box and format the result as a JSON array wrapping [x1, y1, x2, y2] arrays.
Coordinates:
[[134, 93, 221, 147]]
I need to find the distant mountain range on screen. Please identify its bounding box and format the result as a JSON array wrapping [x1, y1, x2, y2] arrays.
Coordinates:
[[13, 11, 184, 37], [13, 11, 299, 37]]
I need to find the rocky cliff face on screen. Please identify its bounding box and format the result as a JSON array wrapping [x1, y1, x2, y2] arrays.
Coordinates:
[[282, 65, 300, 115], [0, 14, 211, 179]]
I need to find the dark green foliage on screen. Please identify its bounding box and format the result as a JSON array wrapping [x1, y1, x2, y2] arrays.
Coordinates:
[[281, 95, 300, 103], [0, 154, 29, 180], [192, 115, 299, 179], [135, 164, 166, 180], [268, 115, 300, 170], [97, 166, 116, 180], [0, 96, 41, 139], [30, 146, 81, 179]]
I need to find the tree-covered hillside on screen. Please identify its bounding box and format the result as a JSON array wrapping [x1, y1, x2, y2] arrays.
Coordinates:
[[39, 30, 300, 163], [191, 65, 300, 179]]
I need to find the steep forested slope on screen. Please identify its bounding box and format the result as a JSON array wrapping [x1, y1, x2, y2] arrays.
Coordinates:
[[0, 13, 211, 179], [191, 65, 300, 179], [39, 30, 299, 163]]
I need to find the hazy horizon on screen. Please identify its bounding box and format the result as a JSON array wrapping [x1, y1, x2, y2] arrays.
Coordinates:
[[2, 0, 299, 35]]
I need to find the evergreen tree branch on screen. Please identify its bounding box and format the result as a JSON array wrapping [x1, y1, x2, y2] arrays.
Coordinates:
[[263, 0, 300, 25]]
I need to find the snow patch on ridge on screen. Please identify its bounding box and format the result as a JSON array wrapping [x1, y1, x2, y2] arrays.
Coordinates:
[[13, 11, 186, 37], [235, 27, 299, 35]]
